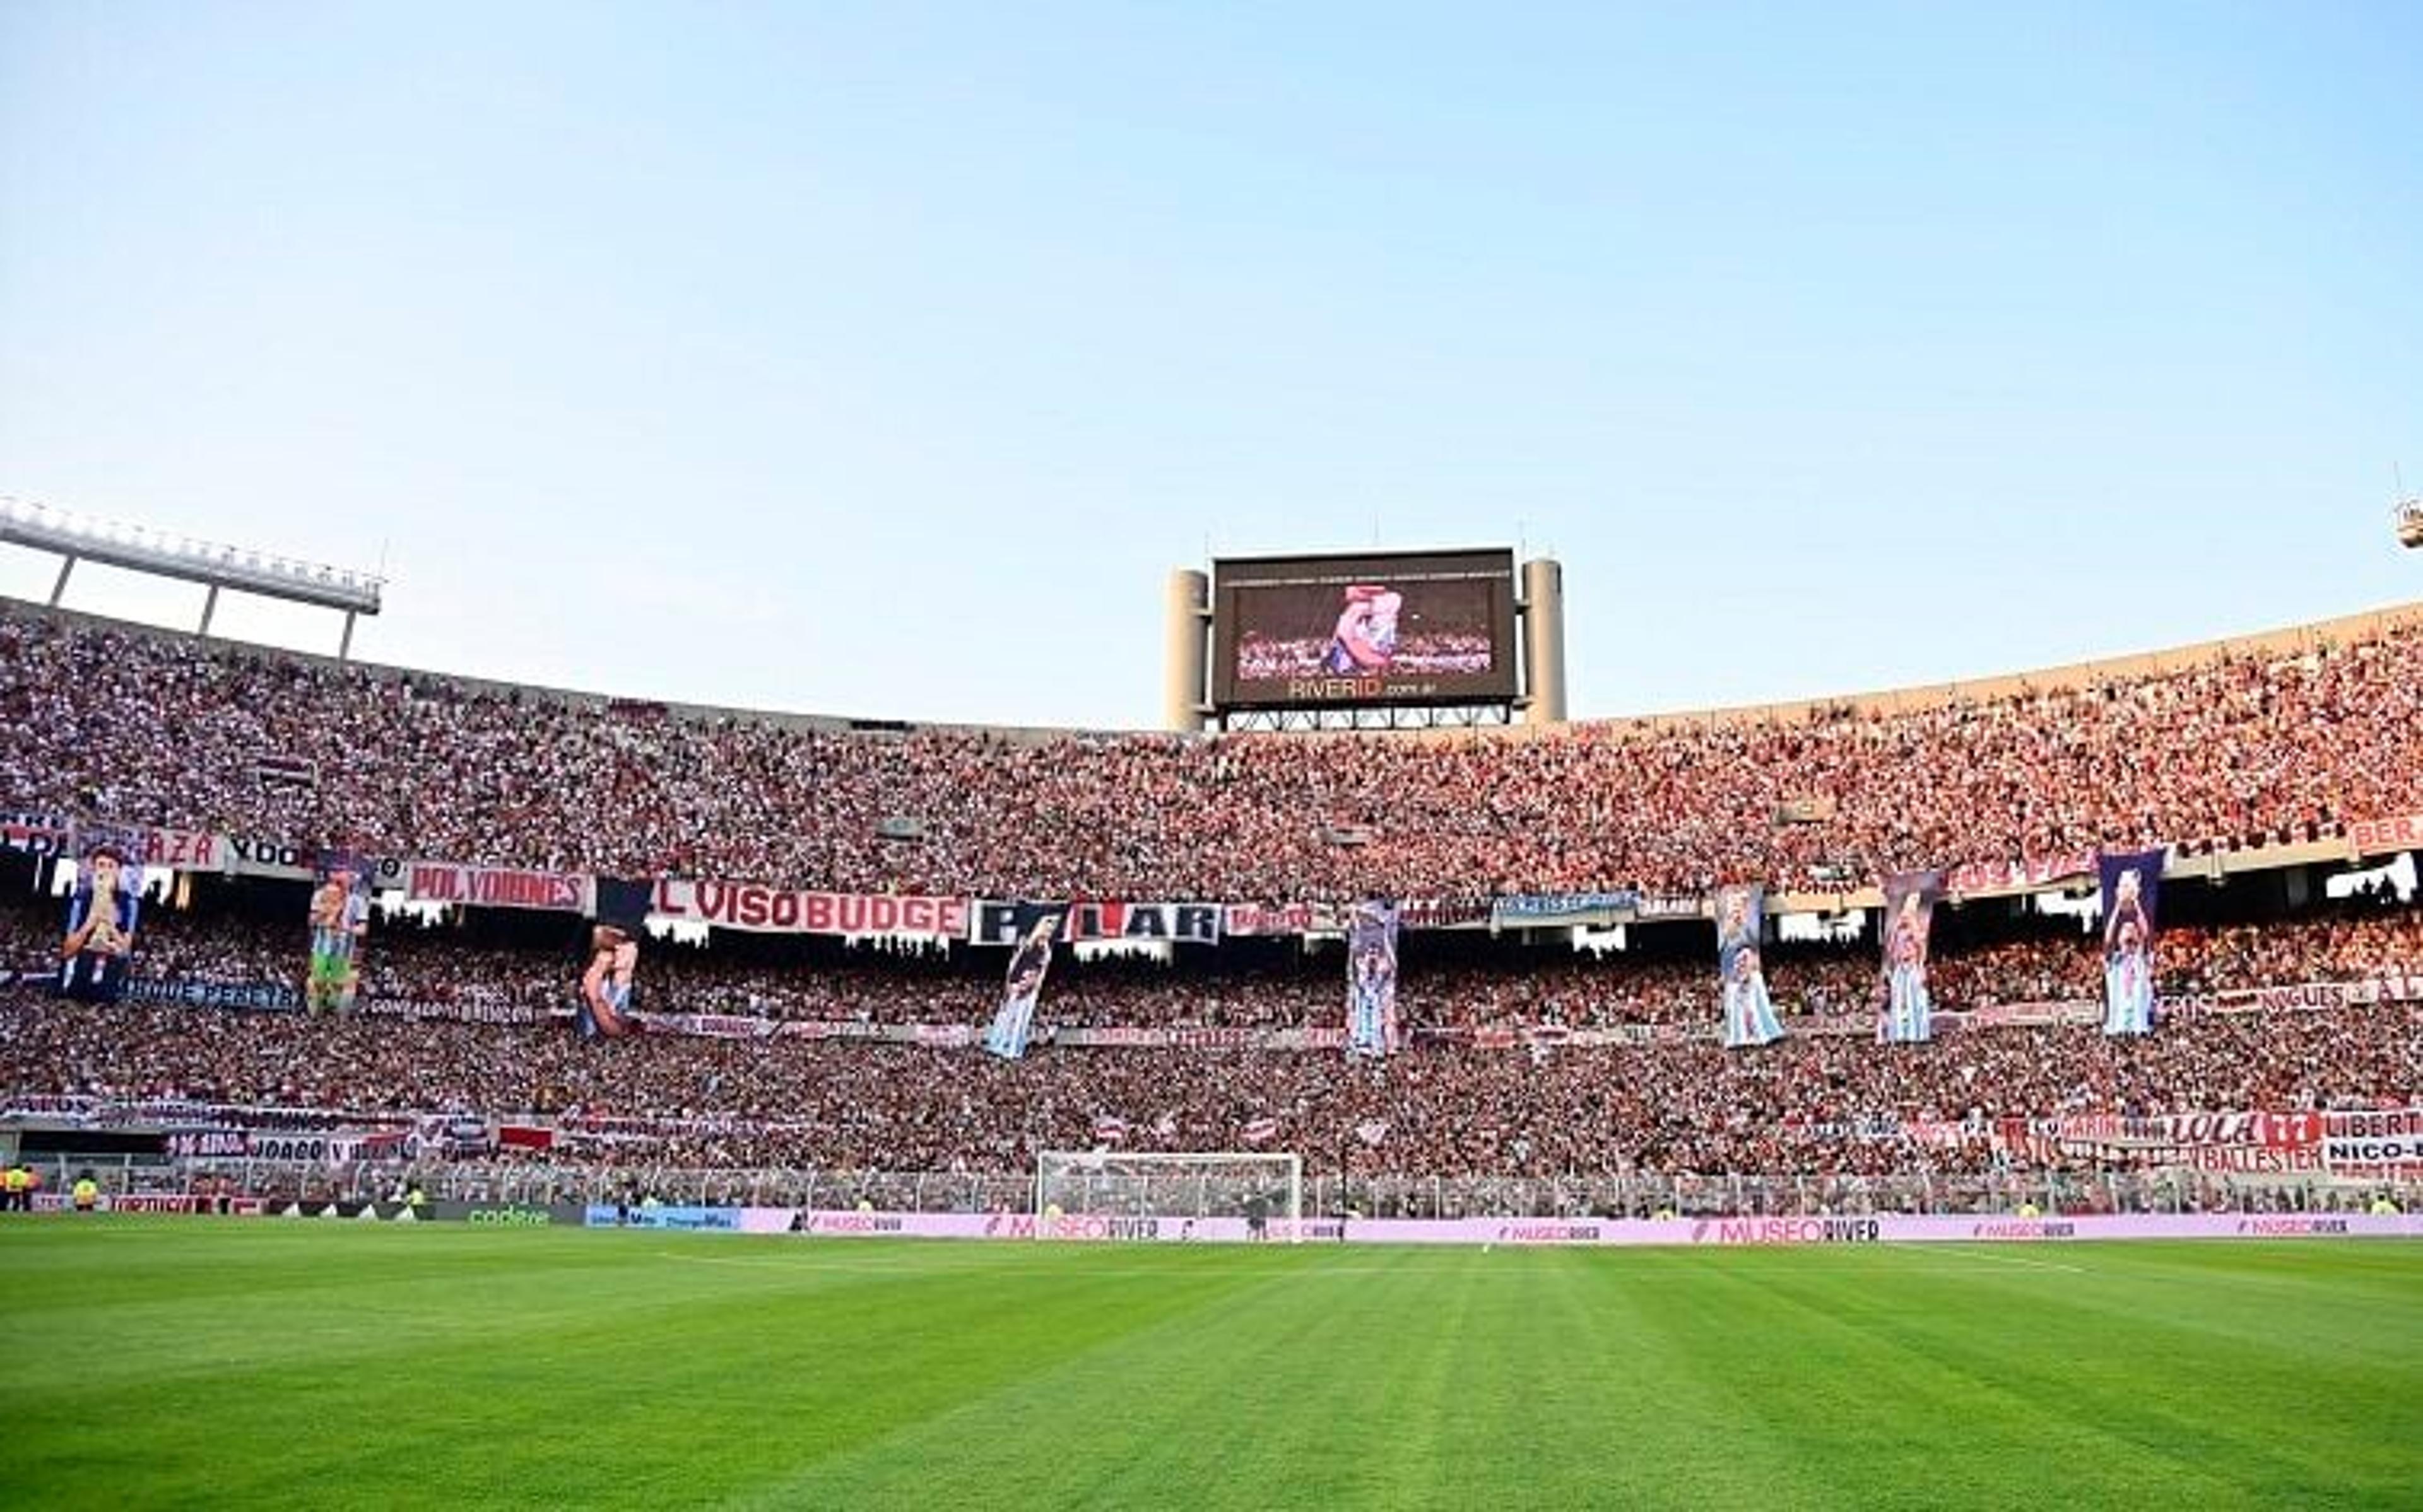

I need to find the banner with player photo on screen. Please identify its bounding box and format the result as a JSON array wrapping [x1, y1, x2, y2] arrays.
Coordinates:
[[577, 877, 653, 1040], [2097, 849, 2163, 1037], [983, 903, 1068, 1060], [1878, 870, 1945, 1044], [1345, 900, 1402, 1058], [57, 830, 144, 1004], [304, 853, 374, 1014], [1715, 884, 1783, 1048]]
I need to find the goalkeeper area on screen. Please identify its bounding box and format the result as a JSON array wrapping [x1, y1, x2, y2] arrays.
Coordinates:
[[1035, 1150, 1302, 1240], [3, 1221, 2417, 1510]]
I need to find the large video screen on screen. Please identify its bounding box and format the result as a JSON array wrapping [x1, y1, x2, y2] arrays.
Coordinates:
[[1212, 549, 1518, 709]]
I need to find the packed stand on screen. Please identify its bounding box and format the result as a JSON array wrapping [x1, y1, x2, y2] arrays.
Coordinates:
[[3, 603, 2418, 902]]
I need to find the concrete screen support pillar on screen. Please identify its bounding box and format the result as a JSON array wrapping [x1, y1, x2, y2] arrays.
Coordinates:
[[1164, 568, 1210, 733], [1521, 556, 1567, 726]]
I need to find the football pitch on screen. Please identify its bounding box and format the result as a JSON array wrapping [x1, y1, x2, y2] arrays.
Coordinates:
[[2, 1222, 2417, 1510]]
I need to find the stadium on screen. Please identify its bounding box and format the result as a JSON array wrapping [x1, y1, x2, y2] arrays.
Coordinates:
[[4, 9, 2420, 1511]]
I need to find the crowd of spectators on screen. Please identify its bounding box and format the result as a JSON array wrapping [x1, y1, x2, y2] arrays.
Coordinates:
[[3, 898, 2414, 1180], [2, 598, 2416, 1185], [4, 991, 2411, 1180], [3, 602, 2416, 901]]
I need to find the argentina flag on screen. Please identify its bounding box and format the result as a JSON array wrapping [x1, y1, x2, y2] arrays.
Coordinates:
[[1344, 899, 1401, 1058], [984, 903, 1067, 1060], [2097, 850, 2162, 1036], [1878, 870, 1945, 1044], [1716, 884, 1783, 1048]]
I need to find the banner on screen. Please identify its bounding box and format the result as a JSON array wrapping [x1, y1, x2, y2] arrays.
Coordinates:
[[971, 900, 1220, 947], [305, 853, 373, 1015], [219, 836, 405, 886], [427, 1202, 587, 1226], [577, 920, 641, 1041], [1716, 884, 1782, 1048], [1221, 902, 1319, 937], [1, 812, 221, 870], [2323, 1110, 2423, 1178], [1944, 850, 2099, 899], [1980, 1109, 2340, 1173], [2166, 976, 2423, 1019], [2347, 812, 2423, 857], [1215, 898, 1487, 939], [2097, 848, 2162, 1036], [1398, 898, 1493, 930], [649, 1209, 2420, 1246], [125, 979, 302, 1012], [1631, 893, 1707, 922], [406, 862, 592, 914], [58, 833, 144, 1004], [1491, 891, 1641, 929], [582, 1204, 741, 1232], [1049, 1024, 1348, 1052], [983, 903, 1067, 1060], [1877, 870, 1944, 1043], [1344, 899, 1402, 1057], [651, 878, 967, 938]]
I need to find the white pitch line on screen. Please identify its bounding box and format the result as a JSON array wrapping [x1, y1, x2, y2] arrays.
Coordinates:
[[651, 1248, 2078, 1280], [1913, 1244, 2086, 1275]]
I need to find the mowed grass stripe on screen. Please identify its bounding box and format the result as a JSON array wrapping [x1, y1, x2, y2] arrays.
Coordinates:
[[1, 1222, 1279, 1509], [0, 1223, 2415, 1511]]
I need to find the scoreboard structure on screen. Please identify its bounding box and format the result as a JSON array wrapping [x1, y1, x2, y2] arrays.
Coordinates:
[[1165, 548, 1567, 732]]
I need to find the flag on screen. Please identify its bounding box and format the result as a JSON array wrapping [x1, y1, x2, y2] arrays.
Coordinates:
[[1716, 883, 1783, 1048], [2097, 849, 2163, 1036], [592, 877, 654, 936], [1355, 1119, 1391, 1147], [58, 831, 143, 1005], [305, 852, 374, 1015], [579, 879, 649, 1041], [1241, 1116, 1281, 1145], [1344, 899, 1401, 1058], [1091, 1114, 1130, 1144], [984, 903, 1066, 1060], [1878, 870, 1945, 1043], [254, 753, 317, 790]]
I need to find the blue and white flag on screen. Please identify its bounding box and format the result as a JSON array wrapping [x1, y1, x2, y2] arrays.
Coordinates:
[[1344, 900, 1401, 1058], [984, 903, 1067, 1060], [1878, 870, 1944, 1045], [1716, 884, 1783, 1048], [2097, 850, 2162, 1037], [59, 831, 144, 1005]]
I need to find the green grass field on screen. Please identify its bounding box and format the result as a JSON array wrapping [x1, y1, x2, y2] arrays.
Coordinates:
[[1, 1221, 2417, 1510]]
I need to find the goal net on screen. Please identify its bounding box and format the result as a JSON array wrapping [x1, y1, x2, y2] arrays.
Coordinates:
[[1034, 1151, 1304, 1242]]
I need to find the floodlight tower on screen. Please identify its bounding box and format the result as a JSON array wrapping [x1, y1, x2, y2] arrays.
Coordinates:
[[0, 495, 386, 657]]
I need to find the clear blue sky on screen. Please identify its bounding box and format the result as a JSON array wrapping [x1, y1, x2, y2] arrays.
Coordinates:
[[3, 2, 2416, 727]]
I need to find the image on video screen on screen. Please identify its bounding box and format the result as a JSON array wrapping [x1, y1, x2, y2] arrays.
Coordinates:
[[1230, 577, 1497, 683]]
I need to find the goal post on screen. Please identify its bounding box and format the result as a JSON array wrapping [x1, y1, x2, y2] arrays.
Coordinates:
[[1034, 1151, 1304, 1242]]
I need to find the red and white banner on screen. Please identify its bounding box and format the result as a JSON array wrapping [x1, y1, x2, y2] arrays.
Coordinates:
[[406, 862, 592, 913], [651, 878, 967, 939], [2347, 812, 2423, 857], [1222, 903, 1319, 937], [2323, 1109, 2423, 1177], [2166, 975, 2423, 1019], [1051, 1024, 1347, 1051], [1945, 849, 2099, 898]]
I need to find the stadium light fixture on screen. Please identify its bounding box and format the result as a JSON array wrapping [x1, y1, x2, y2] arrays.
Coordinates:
[[0, 491, 386, 655]]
